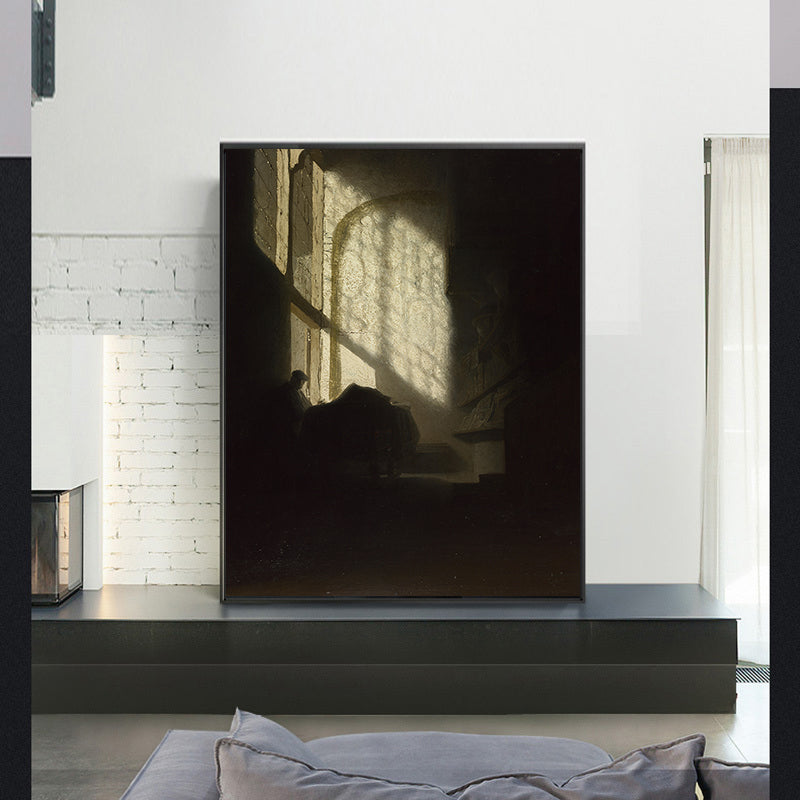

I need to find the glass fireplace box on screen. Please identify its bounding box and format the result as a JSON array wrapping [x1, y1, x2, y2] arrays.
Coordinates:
[[31, 487, 83, 605]]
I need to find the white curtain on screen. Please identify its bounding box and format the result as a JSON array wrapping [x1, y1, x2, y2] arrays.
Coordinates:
[[701, 137, 769, 664]]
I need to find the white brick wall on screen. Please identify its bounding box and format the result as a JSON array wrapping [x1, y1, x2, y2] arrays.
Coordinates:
[[103, 335, 220, 585], [32, 234, 220, 333], [33, 234, 222, 585]]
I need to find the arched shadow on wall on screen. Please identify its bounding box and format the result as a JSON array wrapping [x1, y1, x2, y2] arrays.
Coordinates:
[[328, 191, 460, 448]]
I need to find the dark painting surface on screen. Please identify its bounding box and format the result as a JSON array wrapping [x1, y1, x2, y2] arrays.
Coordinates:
[[222, 146, 583, 598]]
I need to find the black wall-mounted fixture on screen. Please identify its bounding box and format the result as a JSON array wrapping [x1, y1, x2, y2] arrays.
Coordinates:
[[31, 0, 56, 102]]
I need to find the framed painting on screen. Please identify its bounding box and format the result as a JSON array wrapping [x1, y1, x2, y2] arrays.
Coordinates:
[[221, 145, 584, 600]]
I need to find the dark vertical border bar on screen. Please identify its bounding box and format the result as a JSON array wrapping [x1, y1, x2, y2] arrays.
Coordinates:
[[770, 88, 800, 797], [579, 144, 586, 601], [219, 143, 227, 601], [0, 156, 32, 800], [703, 138, 712, 389]]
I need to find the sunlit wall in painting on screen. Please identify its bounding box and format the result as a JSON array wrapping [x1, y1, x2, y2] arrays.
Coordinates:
[[317, 151, 456, 446], [329, 193, 451, 414]]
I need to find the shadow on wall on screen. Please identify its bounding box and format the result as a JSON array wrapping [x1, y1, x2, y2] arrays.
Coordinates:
[[329, 191, 456, 447]]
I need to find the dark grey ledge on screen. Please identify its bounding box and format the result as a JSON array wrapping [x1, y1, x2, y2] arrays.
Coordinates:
[[32, 583, 738, 713], [31, 582, 736, 622]]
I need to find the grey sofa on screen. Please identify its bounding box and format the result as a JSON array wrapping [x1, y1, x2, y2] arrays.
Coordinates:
[[120, 710, 769, 800]]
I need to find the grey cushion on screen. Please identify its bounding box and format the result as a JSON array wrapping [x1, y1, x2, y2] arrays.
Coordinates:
[[119, 712, 611, 800], [695, 756, 770, 800], [217, 741, 450, 800], [121, 710, 323, 799], [229, 709, 320, 765], [456, 735, 706, 799], [120, 729, 224, 800], [307, 731, 611, 788], [215, 733, 706, 800]]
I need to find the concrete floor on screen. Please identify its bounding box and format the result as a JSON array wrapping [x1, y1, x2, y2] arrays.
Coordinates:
[[31, 683, 768, 800]]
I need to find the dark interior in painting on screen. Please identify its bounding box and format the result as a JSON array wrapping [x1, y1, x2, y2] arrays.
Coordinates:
[[222, 146, 583, 598]]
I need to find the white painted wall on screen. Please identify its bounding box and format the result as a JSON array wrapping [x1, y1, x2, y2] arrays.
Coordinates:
[[30, 0, 769, 584], [32, 335, 104, 588], [32, 335, 103, 490]]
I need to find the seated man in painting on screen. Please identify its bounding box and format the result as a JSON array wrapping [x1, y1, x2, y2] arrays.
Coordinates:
[[276, 369, 311, 439]]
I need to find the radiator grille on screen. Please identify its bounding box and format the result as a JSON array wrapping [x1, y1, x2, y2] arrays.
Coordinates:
[[736, 665, 769, 684]]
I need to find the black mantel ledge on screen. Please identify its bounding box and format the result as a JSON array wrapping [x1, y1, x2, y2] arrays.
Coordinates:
[[32, 583, 738, 715]]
